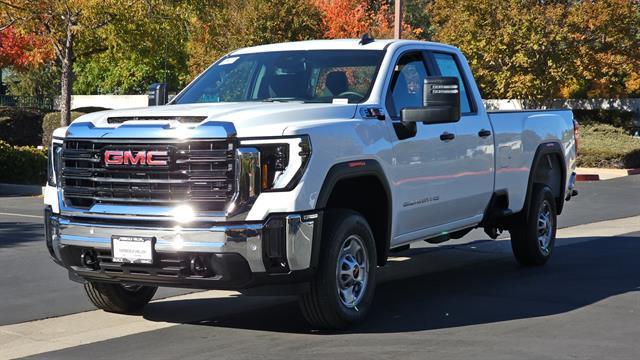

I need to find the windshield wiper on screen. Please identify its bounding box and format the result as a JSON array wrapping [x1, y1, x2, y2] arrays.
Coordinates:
[[261, 97, 306, 102]]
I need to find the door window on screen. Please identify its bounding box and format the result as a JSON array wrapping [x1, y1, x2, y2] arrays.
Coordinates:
[[386, 53, 428, 119], [432, 53, 473, 113]]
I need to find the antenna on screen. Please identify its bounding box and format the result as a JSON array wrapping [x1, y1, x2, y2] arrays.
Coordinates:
[[359, 33, 375, 45]]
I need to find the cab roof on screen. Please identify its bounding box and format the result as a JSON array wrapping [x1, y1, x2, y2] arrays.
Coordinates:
[[230, 39, 458, 55]]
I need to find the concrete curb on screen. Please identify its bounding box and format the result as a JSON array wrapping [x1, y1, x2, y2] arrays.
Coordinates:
[[0, 183, 44, 196], [576, 168, 640, 182]]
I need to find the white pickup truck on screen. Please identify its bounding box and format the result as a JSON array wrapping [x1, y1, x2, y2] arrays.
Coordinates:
[[44, 38, 578, 329]]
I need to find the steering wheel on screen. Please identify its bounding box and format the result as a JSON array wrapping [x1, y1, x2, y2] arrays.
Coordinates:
[[337, 91, 365, 102]]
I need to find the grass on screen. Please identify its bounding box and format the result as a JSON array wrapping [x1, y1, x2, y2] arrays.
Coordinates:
[[577, 123, 640, 169]]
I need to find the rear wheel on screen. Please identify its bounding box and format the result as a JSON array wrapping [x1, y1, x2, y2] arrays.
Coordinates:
[[510, 184, 557, 266], [84, 282, 157, 313], [299, 209, 377, 329]]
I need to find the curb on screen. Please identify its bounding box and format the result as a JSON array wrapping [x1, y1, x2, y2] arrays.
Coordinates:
[[576, 168, 640, 182], [576, 174, 601, 181], [0, 183, 44, 196]]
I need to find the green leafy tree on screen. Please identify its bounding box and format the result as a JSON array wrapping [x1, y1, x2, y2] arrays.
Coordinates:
[[73, 1, 190, 94], [1, 0, 121, 125], [1, 0, 192, 123], [564, 0, 640, 98], [5, 64, 60, 98], [429, 0, 576, 106], [428, 0, 640, 103], [186, 0, 325, 77]]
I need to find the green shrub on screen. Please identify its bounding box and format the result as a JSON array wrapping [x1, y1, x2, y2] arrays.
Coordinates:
[[42, 111, 85, 146], [577, 124, 640, 169], [572, 109, 637, 132], [0, 107, 44, 146], [0, 140, 48, 185]]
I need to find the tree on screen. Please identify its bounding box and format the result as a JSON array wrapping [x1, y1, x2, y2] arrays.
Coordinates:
[[0, 1, 185, 125], [0, 26, 52, 70], [5, 64, 60, 98], [403, 0, 432, 40], [1, 0, 123, 126], [0, 25, 53, 96], [314, 0, 423, 39], [73, 2, 190, 94], [428, 0, 640, 103], [429, 0, 576, 106], [565, 0, 640, 98], [186, 0, 325, 77]]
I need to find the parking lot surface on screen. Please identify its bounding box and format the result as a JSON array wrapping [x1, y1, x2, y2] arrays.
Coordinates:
[[1, 176, 639, 359]]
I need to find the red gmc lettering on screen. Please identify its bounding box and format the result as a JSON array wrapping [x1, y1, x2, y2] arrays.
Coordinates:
[[104, 150, 123, 165], [123, 151, 146, 165], [104, 150, 168, 166], [146, 151, 168, 166]]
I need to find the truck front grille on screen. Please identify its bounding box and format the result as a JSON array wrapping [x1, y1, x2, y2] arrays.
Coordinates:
[[61, 139, 236, 211]]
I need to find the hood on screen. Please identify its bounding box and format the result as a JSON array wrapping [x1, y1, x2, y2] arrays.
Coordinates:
[[68, 102, 358, 138]]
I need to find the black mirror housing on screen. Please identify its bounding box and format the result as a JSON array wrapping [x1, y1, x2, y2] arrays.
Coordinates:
[[401, 76, 461, 124]]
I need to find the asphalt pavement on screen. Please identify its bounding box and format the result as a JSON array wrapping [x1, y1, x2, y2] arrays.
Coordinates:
[[1, 176, 639, 359]]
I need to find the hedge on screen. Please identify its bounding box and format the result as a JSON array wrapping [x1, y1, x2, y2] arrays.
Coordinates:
[[0, 140, 48, 185], [42, 111, 85, 146], [572, 109, 637, 132], [577, 124, 640, 169], [0, 107, 44, 146]]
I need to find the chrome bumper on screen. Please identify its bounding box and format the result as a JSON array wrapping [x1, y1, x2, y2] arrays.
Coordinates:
[[48, 213, 318, 273]]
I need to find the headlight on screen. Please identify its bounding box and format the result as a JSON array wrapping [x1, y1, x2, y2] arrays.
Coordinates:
[[47, 142, 63, 186], [239, 136, 311, 191]]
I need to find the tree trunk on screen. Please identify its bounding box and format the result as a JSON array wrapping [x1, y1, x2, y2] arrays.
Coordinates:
[[59, 25, 74, 127]]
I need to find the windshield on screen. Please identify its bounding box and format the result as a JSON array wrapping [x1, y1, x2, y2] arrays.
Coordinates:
[[173, 50, 385, 104]]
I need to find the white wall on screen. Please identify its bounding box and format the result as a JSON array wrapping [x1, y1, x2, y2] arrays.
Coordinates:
[[54, 95, 149, 110], [484, 98, 640, 113]]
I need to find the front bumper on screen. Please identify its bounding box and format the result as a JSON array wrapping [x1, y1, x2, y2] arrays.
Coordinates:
[[45, 208, 322, 290]]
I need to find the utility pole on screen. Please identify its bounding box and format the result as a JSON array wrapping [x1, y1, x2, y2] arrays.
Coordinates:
[[394, 0, 403, 39]]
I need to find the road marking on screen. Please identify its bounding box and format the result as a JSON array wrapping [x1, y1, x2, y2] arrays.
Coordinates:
[[1, 215, 639, 359], [0, 212, 43, 220]]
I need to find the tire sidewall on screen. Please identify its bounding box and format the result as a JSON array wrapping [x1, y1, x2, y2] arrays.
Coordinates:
[[528, 186, 557, 261], [319, 211, 377, 324]]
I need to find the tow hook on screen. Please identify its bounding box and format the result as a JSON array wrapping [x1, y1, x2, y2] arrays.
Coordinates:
[[190, 256, 211, 277], [81, 249, 99, 270]]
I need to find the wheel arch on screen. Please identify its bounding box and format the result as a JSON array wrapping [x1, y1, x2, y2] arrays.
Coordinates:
[[523, 142, 567, 218], [316, 160, 392, 266]]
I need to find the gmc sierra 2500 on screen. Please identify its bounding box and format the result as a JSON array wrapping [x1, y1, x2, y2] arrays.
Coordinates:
[[44, 38, 578, 329]]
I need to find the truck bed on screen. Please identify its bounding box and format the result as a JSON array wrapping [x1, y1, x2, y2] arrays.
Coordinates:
[[488, 109, 575, 213]]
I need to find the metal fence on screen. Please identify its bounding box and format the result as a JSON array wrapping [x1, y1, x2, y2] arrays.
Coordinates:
[[0, 95, 55, 111]]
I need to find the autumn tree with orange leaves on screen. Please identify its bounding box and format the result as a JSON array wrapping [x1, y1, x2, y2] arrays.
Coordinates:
[[314, 0, 423, 39], [0, 26, 52, 70]]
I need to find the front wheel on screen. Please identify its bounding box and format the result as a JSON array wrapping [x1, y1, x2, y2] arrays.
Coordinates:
[[84, 282, 157, 313], [509, 184, 557, 266], [299, 209, 377, 329]]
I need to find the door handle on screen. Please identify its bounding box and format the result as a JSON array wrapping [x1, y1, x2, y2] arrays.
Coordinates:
[[478, 129, 492, 138], [440, 132, 455, 141]]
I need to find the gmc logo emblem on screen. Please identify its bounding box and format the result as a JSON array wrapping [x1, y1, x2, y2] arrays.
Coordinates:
[[104, 150, 168, 166]]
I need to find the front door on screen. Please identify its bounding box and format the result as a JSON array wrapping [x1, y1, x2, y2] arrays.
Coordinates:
[[386, 51, 460, 240], [430, 51, 494, 220]]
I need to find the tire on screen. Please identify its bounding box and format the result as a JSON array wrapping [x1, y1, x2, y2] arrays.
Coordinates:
[[84, 282, 157, 313], [299, 209, 377, 329], [509, 184, 557, 266]]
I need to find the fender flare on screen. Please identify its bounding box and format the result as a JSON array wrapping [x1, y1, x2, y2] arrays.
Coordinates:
[[523, 141, 567, 217], [316, 160, 393, 266]]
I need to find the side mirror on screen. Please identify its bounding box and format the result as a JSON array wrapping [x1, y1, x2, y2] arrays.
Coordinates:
[[401, 76, 461, 124], [148, 83, 168, 106]]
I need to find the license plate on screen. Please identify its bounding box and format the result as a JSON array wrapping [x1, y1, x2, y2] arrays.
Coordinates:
[[112, 236, 154, 264]]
